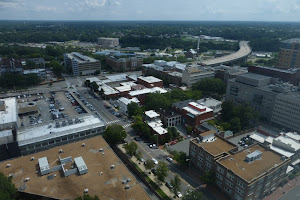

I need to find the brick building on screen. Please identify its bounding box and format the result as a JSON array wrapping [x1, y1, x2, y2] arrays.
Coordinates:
[[277, 38, 300, 69], [137, 76, 163, 88], [106, 56, 143, 72]]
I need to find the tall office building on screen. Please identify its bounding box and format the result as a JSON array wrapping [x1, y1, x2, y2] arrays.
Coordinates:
[[64, 52, 101, 76], [277, 38, 300, 69]]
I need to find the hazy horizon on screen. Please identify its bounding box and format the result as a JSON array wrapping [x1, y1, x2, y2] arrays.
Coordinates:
[[0, 0, 299, 22]]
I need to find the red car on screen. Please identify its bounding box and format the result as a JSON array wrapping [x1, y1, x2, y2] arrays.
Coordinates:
[[170, 141, 177, 145]]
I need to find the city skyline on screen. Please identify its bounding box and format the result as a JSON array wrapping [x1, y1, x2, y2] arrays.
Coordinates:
[[0, 0, 300, 22]]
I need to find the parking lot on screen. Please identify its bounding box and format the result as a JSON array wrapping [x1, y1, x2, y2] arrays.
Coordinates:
[[228, 132, 255, 151], [18, 91, 88, 127]]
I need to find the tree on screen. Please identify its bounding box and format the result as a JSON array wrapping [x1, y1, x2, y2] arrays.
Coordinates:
[[145, 92, 172, 110], [229, 117, 241, 133], [183, 189, 204, 200], [135, 150, 143, 161], [192, 78, 226, 96], [144, 159, 155, 171], [173, 152, 189, 167], [95, 69, 100, 75], [74, 194, 100, 200], [124, 141, 138, 156], [201, 170, 215, 186], [171, 174, 181, 196], [155, 161, 169, 184], [50, 60, 64, 76], [127, 102, 143, 118], [90, 81, 99, 92], [103, 124, 126, 145], [84, 80, 90, 87], [0, 172, 17, 200], [221, 101, 235, 121], [234, 103, 259, 130]]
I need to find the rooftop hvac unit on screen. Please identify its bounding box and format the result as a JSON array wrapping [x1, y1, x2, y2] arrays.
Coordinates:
[[48, 125, 52, 128], [125, 185, 130, 189], [75, 118, 80, 123], [82, 143, 85, 147], [100, 172, 103, 175], [62, 121, 67, 127], [59, 149, 63, 153], [84, 189, 89, 193], [99, 148, 104, 152], [30, 157, 35, 161], [25, 177, 30, 182], [110, 165, 115, 169], [55, 122, 60, 128], [127, 178, 131, 182], [68, 119, 73, 125], [9, 174, 13, 177], [6, 164, 11, 168]]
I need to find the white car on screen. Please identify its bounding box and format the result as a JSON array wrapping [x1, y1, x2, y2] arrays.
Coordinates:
[[151, 158, 158, 165], [166, 157, 173, 162], [177, 192, 183, 198]]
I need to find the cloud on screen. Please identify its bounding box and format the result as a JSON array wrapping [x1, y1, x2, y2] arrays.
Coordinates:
[[0, 0, 23, 9], [136, 10, 143, 14], [35, 5, 57, 12]]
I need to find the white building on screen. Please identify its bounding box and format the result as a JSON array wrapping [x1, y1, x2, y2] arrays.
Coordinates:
[[118, 97, 140, 115], [0, 98, 18, 130], [144, 110, 167, 136], [0, 129, 13, 145], [98, 37, 119, 48], [64, 52, 101, 76], [182, 66, 214, 87], [197, 97, 222, 114], [17, 114, 106, 155]]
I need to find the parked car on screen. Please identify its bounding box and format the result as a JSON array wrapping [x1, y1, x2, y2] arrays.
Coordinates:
[[151, 158, 158, 165], [165, 181, 173, 189], [134, 137, 140, 141], [139, 158, 145, 162], [166, 157, 173, 162], [177, 192, 183, 198], [170, 141, 177, 145], [151, 168, 156, 175]]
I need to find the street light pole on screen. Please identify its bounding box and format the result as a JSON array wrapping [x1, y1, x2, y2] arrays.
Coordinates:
[[186, 158, 191, 175]]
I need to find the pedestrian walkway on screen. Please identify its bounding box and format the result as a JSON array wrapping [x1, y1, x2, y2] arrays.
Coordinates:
[[123, 123, 131, 128], [264, 176, 300, 200], [106, 119, 120, 125]]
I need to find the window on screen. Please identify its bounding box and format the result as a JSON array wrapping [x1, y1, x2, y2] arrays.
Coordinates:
[[234, 194, 243, 200], [191, 151, 196, 157], [192, 145, 196, 151], [237, 179, 245, 188], [217, 166, 224, 174], [224, 186, 232, 194], [49, 141, 55, 144], [205, 162, 211, 168], [216, 173, 223, 180], [217, 180, 223, 187], [226, 180, 233, 188], [236, 187, 244, 195], [199, 149, 203, 155], [198, 156, 203, 162], [227, 173, 235, 181]]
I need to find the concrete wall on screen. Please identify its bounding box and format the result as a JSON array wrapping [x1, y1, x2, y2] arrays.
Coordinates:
[[64, 168, 78, 177], [51, 165, 63, 173]]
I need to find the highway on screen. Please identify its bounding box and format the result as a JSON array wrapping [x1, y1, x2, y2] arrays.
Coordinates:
[[200, 41, 252, 66]]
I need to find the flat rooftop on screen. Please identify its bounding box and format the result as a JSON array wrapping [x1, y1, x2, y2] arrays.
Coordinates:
[[66, 52, 98, 63], [138, 76, 162, 83], [17, 114, 105, 146], [0, 136, 151, 200], [191, 137, 236, 157], [201, 41, 251, 66], [218, 145, 287, 183], [0, 97, 17, 125], [183, 102, 213, 116], [238, 72, 271, 80], [129, 87, 167, 96], [145, 110, 160, 118]]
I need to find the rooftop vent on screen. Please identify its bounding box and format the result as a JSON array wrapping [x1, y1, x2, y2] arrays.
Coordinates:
[[110, 165, 115, 169], [125, 185, 130, 189], [25, 177, 30, 182], [6, 164, 11, 168], [99, 148, 104, 152], [82, 143, 85, 147], [59, 149, 63, 153], [30, 157, 35, 161], [245, 150, 262, 162], [84, 189, 89, 193]]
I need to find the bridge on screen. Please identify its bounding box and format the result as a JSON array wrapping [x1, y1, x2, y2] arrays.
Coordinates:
[[199, 41, 252, 66]]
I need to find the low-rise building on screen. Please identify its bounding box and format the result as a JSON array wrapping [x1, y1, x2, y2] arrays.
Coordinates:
[[0, 98, 18, 130], [197, 97, 222, 114], [160, 110, 181, 127], [118, 97, 140, 115], [182, 66, 214, 87], [128, 87, 167, 104], [0, 58, 23, 75], [17, 113, 106, 155], [137, 76, 163, 88], [144, 110, 167, 143], [64, 52, 101, 76], [214, 65, 248, 83], [182, 102, 214, 127]]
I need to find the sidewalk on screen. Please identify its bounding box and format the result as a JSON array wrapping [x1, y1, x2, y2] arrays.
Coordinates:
[[118, 144, 175, 199], [263, 177, 300, 200]]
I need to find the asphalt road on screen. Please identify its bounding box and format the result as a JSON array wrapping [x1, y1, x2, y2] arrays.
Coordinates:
[[279, 182, 300, 200]]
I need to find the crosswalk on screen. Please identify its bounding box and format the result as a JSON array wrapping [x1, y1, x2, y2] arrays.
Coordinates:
[[105, 120, 120, 125], [122, 124, 131, 128]]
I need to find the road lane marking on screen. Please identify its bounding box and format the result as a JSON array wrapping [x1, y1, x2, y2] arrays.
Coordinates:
[[297, 192, 300, 196]]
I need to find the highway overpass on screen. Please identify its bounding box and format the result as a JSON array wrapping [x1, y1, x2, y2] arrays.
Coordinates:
[[199, 41, 252, 66]]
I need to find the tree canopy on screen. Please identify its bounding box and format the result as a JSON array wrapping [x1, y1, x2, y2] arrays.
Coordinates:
[[144, 159, 155, 171], [182, 189, 204, 200], [155, 161, 169, 184], [0, 172, 17, 200], [124, 141, 138, 156], [103, 124, 126, 145], [192, 78, 226, 96], [171, 174, 181, 196], [127, 102, 143, 118]]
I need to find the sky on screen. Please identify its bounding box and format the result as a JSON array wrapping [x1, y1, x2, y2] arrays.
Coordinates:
[[0, 0, 300, 21]]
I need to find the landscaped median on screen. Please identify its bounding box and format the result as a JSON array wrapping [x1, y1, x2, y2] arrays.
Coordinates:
[[117, 144, 175, 200]]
